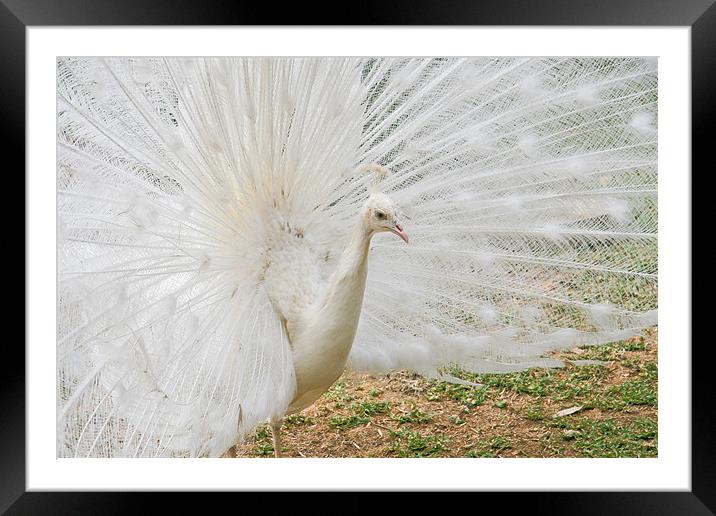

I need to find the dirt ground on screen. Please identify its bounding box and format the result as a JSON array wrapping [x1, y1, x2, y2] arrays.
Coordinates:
[[230, 329, 658, 458]]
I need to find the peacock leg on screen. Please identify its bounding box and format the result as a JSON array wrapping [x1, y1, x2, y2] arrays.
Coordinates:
[[270, 419, 283, 458]]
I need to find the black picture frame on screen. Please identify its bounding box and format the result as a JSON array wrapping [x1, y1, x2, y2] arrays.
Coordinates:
[[5, 0, 706, 512]]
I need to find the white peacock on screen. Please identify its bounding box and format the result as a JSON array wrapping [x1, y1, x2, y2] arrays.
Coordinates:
[[57, 57, 657, 457]]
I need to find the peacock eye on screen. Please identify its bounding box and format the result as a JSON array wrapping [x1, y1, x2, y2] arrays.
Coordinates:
[[375, 210, 386, 220]]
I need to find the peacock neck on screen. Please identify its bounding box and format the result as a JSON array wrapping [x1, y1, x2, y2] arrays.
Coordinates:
[[293, 216, 372, 385], [287, 216, 374, 412], [326, 217, 372, 306]]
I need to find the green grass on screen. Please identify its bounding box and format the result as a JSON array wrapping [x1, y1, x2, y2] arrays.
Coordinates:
[[426, 380, 487, 407], [472, 369, 559, 397], [393, 406, 433, 424], [353, 401, 392, 416], [253, 425, 270, 441], [600, 379, 657, 409], [387, 429, 449, 458], [254, 443, 275, 456], [328, 414, 370, 430], [285, 414, 314, 426], [324, 379, 354, 408], [526, 404, 545, 421], [548, 417, 657, 457], [250, 424, 274, 455], [466, 450, 495, 458], [466, 436, 512, 458], [578, 336, 648, 361], [328, 400, 393, 430]]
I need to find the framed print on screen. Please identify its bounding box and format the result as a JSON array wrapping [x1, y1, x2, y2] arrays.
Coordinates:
[[6, 0, 709, 512]]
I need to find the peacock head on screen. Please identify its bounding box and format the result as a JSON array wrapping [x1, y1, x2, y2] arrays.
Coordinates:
[[363, 193, 409, 244]]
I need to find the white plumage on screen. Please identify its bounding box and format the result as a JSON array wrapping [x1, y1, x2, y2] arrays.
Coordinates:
[[57, 57, 657, 457]]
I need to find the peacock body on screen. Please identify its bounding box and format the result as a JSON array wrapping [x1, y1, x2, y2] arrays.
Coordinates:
[[57, 57, 657, 457]]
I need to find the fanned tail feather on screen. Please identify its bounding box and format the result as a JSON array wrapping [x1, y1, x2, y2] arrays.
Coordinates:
[[347, 57, 657, 377]]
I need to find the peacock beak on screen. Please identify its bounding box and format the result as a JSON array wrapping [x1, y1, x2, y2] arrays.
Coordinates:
[[390, 222, 409, 244]]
